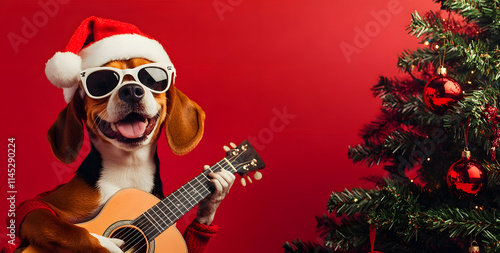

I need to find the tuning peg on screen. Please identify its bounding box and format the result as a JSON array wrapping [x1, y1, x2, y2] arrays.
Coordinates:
[[223, 145, 231, 152], [240, 177, 247, 187], [246, 176, 253, 184], [230, 142, 237, 148], [254, 171, 263, 180]]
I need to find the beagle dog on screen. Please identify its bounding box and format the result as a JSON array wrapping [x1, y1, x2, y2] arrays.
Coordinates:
[[18, 57, 235, 252]]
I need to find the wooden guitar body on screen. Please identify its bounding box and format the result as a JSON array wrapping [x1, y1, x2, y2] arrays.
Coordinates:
[[21, 189, 187, 253]]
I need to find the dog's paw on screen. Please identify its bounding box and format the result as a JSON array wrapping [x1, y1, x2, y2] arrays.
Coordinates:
[[90, 233, 124, 253]]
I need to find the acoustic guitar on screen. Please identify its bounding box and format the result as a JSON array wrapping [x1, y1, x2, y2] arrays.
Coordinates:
[[20, 140, 265, 253]]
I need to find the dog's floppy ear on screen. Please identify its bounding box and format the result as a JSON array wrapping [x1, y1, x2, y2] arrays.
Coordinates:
[[47, 90, 85, 164], [165, 86, 205, 155]]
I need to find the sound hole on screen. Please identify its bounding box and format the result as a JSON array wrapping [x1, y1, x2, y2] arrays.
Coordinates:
[[110, 226, 149, 253]]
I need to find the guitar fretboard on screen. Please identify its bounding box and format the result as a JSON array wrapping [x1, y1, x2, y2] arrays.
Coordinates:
[[131, 159, 235, 240]]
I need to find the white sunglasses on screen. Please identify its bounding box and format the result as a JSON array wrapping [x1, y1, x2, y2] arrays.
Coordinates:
[[80, 63, 174, 99]]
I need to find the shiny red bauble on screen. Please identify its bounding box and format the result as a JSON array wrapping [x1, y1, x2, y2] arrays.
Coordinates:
[[446, 151, 487, 198], [423, 67, 463, 114]]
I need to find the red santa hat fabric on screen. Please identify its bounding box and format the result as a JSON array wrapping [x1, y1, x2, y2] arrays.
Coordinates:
[[45, 16, 174, 103]]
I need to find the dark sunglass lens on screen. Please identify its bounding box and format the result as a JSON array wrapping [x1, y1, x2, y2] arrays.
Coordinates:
[[86, 70, 120, 97], [138, 67, 169, 91]]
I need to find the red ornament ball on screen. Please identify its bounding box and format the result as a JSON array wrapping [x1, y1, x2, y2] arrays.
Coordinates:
[[446, 151, 487, 198], [423, 69, 463, 114]]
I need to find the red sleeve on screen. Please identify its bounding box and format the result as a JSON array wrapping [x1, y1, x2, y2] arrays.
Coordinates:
[[14, 191, 56, 236], [183, 220, 219, 253]]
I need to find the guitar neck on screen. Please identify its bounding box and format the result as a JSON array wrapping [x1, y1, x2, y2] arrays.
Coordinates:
[[131, 159, 235, 240]]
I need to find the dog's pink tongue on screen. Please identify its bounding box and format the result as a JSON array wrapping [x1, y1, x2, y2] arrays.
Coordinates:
[[116, 121, 147, 139]]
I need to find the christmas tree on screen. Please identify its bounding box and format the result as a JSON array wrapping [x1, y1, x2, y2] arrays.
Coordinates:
[[284, 1, 500, 252]]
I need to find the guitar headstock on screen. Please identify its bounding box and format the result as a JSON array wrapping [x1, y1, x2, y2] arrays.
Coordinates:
[[225, 140, 266, 183]]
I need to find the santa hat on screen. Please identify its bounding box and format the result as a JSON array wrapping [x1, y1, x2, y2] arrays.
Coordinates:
[[45, 16, 175, 103]]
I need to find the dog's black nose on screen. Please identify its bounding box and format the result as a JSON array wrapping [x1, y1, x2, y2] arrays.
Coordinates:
[[118, 84, 144, 104]]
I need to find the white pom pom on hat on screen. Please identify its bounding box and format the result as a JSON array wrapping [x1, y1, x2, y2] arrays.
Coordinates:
[[45, 16, 175, 102], [45, 52, 82, 90]]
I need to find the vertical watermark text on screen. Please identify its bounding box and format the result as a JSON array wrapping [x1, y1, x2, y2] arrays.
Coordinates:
[[6, 138, 17, 245]]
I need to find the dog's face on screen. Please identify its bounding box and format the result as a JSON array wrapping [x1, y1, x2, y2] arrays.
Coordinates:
[[47, 58, 206, 164], [84, 58, 167, 151]]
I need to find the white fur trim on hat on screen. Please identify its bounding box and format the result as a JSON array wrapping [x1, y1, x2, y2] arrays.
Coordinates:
[[79, 34, 173, 69], [45, 52, 82, 89]]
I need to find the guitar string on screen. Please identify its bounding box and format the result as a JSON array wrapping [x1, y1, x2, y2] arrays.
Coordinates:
[[115, 167, 219, 251], [115, 168, 218, 252], [114, 149, 250, 251], [124, 163, 231, 252], [122, 150, 249, 245], [125, 158, 249, 252], [115, 153, 252, 252], [122, 155, 253, 252], [114, 162, 226, 249]]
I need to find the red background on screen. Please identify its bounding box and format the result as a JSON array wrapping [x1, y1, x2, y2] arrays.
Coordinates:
[[0, 0, 438, 252]]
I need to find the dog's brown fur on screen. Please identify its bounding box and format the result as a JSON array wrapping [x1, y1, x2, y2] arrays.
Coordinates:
[[19, 58, 206, 252]]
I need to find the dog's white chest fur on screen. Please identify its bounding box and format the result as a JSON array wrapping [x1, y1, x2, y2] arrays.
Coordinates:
[[95, 145, 157, 206]]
